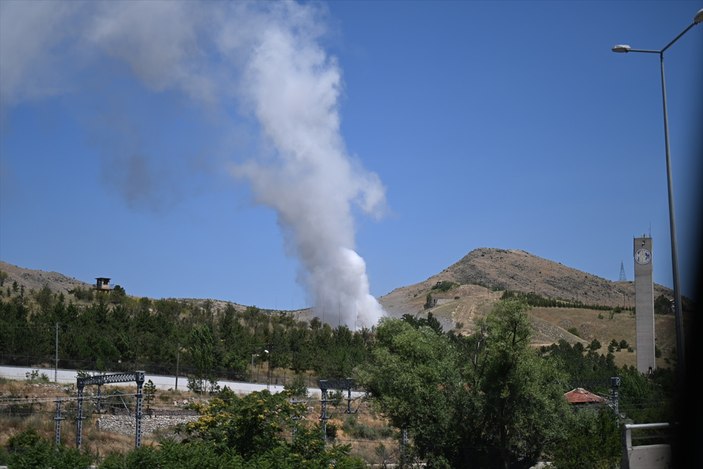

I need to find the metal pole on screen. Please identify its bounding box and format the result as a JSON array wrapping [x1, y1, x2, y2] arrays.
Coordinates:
[[612, 11, 702, 378], [54, 323, 58, 383], [610, 376, 621, 419], [135, 371, 145, 448], [76, 384, 84, 449], [320, 387, 328, 443], [658, 52, 686, 378], [175, 346, 180, 391], [54, 398, 63, 447]]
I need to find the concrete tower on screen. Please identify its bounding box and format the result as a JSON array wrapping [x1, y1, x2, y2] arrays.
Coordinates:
[[634, 236, 655, 373]]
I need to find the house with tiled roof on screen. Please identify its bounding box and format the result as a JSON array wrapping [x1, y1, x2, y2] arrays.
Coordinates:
[[564, 387, 606, 409]]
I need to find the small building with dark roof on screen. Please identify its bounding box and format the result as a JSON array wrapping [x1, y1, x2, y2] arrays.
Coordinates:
[[95, 277, 111, 291]]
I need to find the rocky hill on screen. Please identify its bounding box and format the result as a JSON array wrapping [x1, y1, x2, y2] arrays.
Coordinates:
[[0, 260, 91, 295], [377, 248, 682, 368], [1, 249, 684, 368], [379, 248, 673, 317]]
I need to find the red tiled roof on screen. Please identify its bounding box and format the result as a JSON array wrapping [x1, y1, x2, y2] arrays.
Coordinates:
[[564, 387, 606, 404]]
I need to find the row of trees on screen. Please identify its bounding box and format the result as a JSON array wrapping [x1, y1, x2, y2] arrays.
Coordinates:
[[355, 299, 675, 468], [1, 295, 677, 467], [0, 286, 372, 388]]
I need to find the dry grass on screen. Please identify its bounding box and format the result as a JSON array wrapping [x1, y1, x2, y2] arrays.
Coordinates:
[[529, 307, 677, 368], [0, 380, 185, 457], [1, 379, 401, 464]]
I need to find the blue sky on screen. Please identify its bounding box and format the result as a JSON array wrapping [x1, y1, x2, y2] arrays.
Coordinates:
[[1, 1, 701, 316]]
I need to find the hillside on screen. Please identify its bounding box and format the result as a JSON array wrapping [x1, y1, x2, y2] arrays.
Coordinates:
[[379, 248, 674, 316], [0, 261, 91, 295], [0, 260, 253, 315], [1, 248, 685, 368]]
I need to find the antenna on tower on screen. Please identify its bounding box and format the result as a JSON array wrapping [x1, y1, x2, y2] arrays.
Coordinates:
[[619, 261, 627, 282]]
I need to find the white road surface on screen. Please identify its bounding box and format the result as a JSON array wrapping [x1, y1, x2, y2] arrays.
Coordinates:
[[0, 365, 364, 398]]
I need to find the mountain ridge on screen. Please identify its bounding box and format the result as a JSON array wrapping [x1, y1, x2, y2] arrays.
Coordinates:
[[1, 249, 684, 368]]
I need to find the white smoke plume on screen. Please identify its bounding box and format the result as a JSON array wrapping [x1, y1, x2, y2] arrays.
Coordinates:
[[0, 0, 386, 328]]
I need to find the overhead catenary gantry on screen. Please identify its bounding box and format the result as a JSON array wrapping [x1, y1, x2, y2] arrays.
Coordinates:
[[75, 371, 145, 449]]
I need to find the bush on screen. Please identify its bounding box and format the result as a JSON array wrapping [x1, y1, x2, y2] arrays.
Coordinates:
[[549, 407, 620, 468], [343, 415, 394, 440], [431, 281, 458, 292], [5, 429, 92, 469], [284, 374, 308, 397]]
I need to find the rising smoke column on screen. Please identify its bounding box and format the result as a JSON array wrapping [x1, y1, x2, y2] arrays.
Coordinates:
[[226, 2, 386, 328], [0, 0, 386, 328]]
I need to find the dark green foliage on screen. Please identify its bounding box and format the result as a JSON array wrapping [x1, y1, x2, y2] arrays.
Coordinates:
[[431, 281, 458, 292], [1, 284, 679, 466], [540, 339, 616, 393], [654, 294, 673, 315], [0, 293, 372, 385], [401, 312, 443, 334], [110, 285, 127, 304], [424, 292, 434, 309], [187, 324, 219, 393], [500, 290, 626, 311], [5, 429, 93, 469], [358, 300, 570, 468], [143, 379, 157, 411], [550, 407, 621, 469], [617, 366, 675, 423], [178, 388, 363, 467]]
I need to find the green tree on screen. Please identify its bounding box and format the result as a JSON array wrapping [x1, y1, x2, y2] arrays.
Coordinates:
[[181, 387, 363, 467], [143, 379, 157, 412], [357, 300, 569, 468], [588, 338, 602, 351], [550, 407, 621, 468], [474, 299, 569, 468], [356, 318, 462, 464], [187, 324, 218, 393], [654, 294, 673, 315]]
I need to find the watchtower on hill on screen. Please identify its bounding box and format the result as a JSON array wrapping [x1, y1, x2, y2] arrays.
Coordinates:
[[95, 277, 111, 292]]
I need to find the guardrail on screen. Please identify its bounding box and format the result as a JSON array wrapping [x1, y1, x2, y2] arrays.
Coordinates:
[[622, 422, 671, 469]]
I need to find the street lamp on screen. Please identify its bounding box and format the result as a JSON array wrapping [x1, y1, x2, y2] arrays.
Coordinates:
[[612, 8, 702, 378], [264, 349, 270, 389]]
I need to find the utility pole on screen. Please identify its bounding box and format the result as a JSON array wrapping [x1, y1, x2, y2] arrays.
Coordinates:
[[54, 322, 59, 383], [54, 398, 64, 447], [611, 376, 621, 419], [175, 345, 180, 391], [320, 387, 329, 443], [400, 428, 409, 467]]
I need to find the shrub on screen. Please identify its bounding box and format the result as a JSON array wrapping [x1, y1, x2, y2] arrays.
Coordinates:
[[431, 281, 458, 292]]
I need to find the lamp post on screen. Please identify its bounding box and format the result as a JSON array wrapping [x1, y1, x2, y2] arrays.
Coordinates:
[[612, 8, 703, 379], [263, 349, 270, 389], [251, 353, 258, 381]]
